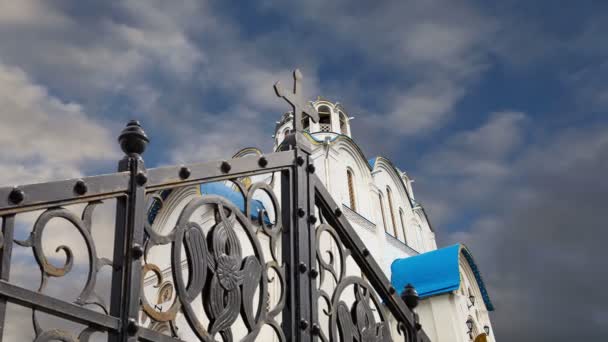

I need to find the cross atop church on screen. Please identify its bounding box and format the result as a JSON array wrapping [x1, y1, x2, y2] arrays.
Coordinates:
[[274, 69, 319, 132]]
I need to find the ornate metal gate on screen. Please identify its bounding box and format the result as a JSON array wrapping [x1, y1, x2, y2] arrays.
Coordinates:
[[0, 70, 430, 341]]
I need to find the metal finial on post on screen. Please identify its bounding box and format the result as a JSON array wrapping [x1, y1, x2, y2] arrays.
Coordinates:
[[118, 120, 149, 157], [274, 69, 319, 132], [402, 283, 419, 310]]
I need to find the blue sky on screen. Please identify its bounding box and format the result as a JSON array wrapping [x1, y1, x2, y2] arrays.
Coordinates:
[[1, 1, 607, 341]]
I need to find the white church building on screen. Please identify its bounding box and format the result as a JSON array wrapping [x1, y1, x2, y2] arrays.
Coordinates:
[[273, 98, 496, 342], [143, 97, 496, 341]]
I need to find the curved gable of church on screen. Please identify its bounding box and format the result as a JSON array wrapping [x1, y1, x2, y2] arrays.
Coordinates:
[[371, 156, 414, 209], [331, 138, 373, 183]]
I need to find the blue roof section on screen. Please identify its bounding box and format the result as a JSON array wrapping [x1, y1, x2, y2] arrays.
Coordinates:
[[147, 182, 270, 225], [200, 182, 271, 224], [368, 157, 377, 168], [391, 244, 494, 311]]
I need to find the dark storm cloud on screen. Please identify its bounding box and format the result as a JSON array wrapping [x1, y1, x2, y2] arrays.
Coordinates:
[[415, 115, 608, 341]]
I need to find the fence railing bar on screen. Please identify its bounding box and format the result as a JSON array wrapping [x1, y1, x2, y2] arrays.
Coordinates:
[[137, 327, 183, 342], [0, 281, 120, 330], [0, 193, 126, 217], [0, 172, 130, 213], [280, 168, 297, 341], [145, 150, 295, 190]]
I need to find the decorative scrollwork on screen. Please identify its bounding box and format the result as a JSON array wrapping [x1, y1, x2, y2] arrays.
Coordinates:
[[5, 201, 111, 341], [7, 201, 114, 341], [14, 202, 112, 311], [315, 223, 396, 342], [142, 180, 286, 341]]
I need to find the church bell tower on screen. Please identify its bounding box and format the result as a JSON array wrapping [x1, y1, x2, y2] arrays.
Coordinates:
[[273, 97, 352, 149]]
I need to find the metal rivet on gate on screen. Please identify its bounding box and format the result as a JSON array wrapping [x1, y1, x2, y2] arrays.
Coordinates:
[[131, 244, 144, 259], [309, 268, 319, 279], [311, 324, 321, 335], [308, 215, 317, 224], [296, 156, 305, 166], [389, 286, 396, 295], [8, 187, 24, 205], [297, 208, 306, 218], [135, 172, 147, 186], [299, 262, 308, 273], [334, 208, 342, 217], [258, 156, 268, 168], [306, 164, 315, 173], [127, 318, 139, 335], [362, 248, 370, 257], [299, 319, 309, 330], [74, 179, 87, 195], [220, 161, 231, 173], [179, 166, 191, 179]]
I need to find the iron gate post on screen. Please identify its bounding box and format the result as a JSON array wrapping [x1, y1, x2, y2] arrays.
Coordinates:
[[109, 121, 149, 342], [279, 132, 317, 342], [0, 214, 14, 341]]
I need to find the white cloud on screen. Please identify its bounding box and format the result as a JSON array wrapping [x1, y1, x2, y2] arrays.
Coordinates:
[[0, 0, 68, 27], [383, 79, 467, 135], [0, 62, 117, 186]]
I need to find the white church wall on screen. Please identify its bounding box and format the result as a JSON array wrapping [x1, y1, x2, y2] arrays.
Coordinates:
[[415, 294, 467, 342], [413, 258, 496, 342], [457, 257, 495, 342], [371, 162, 419, 249]]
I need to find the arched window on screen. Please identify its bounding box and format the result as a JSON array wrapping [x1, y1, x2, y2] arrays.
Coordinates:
[[347, 169, 356, 211], [318, 105, 331, 132], [378, 193, 388, 233], [399, 209, 407, 244], [386, 187, 398, 237], [339, 111, 348, 134]]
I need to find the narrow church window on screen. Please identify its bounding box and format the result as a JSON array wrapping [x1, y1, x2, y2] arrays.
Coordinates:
[[318, 105, 331, 132], [379, 193, 388, 233], [339, 112, 347, 134], [386, 187, 398, 238], [347, 169, 356, 211], [399, 209, 407, 244]]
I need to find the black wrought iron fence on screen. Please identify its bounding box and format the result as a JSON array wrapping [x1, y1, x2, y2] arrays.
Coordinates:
[[0, 70, 430, 342]]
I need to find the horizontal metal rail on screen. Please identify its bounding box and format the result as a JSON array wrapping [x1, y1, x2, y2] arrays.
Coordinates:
[[138, 327, 183, 342], [145, 150, 296, 191], [0, 150, 296, 215], [0, 172, 130, 215], [0, 281, 120, 331]]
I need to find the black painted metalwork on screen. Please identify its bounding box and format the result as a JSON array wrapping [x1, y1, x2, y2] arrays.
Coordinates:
[[0, 69, 429, 341]]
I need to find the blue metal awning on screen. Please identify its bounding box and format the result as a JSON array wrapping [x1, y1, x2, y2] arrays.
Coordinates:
[[391, 244, 494, 311]]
